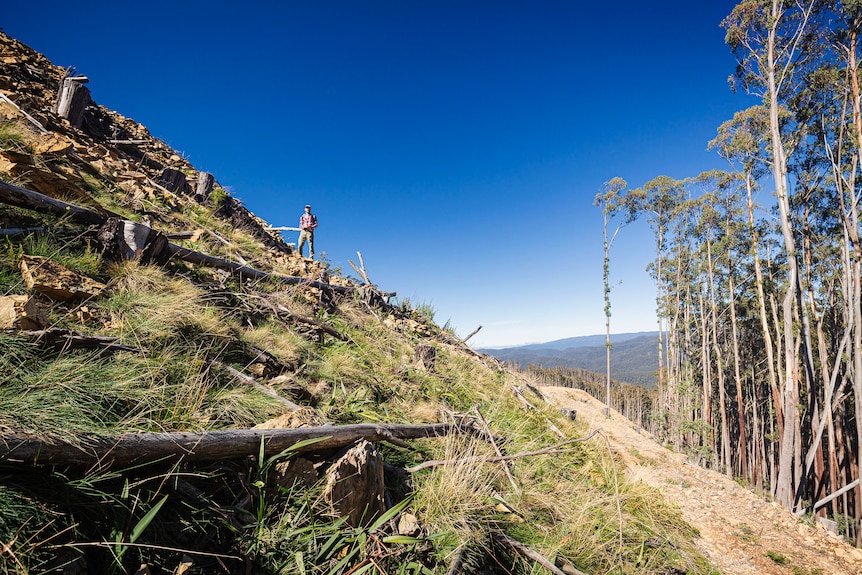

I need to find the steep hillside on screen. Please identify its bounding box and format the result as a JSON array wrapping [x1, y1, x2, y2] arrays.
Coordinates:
[[1, 30, 857, 575]]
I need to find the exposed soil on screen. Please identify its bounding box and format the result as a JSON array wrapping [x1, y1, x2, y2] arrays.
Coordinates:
[[540, 386, 862, 575]]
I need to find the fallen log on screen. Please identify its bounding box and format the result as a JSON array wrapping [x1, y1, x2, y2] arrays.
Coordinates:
[[163, 242, 353, 293], [0, 422, 465, 469], [0, 180, 108, 226]]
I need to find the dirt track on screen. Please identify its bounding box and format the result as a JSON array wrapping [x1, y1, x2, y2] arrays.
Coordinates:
[[540, 386, 862, 575]]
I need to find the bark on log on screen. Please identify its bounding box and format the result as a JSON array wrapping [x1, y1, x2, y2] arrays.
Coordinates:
[[0, 423, 464, 469], [159, 168, 189, 194], [0, 180, 107, 226]]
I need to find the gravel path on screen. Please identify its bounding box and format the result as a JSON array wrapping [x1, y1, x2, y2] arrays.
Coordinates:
[[540, 386, 862, 575]]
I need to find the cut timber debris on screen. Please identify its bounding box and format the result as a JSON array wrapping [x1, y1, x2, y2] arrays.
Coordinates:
[[0, 422, 468, 470], [0, 181, 395, 299]]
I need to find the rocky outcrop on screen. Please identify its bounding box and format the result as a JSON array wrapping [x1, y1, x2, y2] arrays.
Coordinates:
[[19, 255, 106, 301]]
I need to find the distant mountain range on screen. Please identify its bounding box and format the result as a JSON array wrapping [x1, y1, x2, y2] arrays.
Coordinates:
[[479, 331, 660, 388]]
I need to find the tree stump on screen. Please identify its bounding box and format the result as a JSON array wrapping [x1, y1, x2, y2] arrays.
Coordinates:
[[273, 458, 318, 490], [195, 171, 214, 203], [559, 408, 577, 421], [96, 217, 167, 264], [159, 168, 189, 194], [323, 440, 387, 527], [54, 75, 91, 128], [414, 344, 437, 372]]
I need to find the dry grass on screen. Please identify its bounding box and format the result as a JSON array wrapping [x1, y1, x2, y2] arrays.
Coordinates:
[[103, 261, 228, 343]]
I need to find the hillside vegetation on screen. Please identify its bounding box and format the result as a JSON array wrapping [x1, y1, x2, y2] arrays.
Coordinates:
[[0, 33, 714, 574]]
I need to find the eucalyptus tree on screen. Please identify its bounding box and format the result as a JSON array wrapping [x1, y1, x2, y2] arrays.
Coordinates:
[[723, 0, 821, 509], [594, 178, 641, 417], [709, 106, 783, 447], [829, 1, 862, 535], [640, 176, 685, 412]]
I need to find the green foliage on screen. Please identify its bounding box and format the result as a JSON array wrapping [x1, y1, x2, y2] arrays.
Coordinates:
[[0, 119, 27, 150], [397, 297, 436, 322], [209, 186, 228, 209], [766, 550, 787, 565]]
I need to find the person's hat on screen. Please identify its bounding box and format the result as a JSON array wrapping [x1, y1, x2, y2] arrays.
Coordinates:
[[305, 204, 311, 208]]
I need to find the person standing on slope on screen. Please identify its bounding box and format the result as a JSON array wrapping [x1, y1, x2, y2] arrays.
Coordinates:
[[297, 204, 318, 258]]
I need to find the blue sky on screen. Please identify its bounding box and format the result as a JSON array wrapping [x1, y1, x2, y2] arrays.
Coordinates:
[[3, 1, 752, 348]]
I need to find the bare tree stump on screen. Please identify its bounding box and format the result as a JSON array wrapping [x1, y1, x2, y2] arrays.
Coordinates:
[[560, 408, 577, 421], [415, 344, 437, 372], [54, 75, 91, 128], [97, 217, 166, 263], [195, 172, 214, 203], [323, 440, 387, 527], [159, 168, 189, 194]]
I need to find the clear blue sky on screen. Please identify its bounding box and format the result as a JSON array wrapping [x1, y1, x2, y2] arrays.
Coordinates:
[[3, 1, 751, 348]]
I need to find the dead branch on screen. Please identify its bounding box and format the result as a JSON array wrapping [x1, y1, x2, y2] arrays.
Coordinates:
[[799, 478, 861, 515], [210, 359, 301, 411], [0, 93, 48, 132], [19, 328, 145, 354], [509, 382, 536, 411], [273, 303, 350, 341], [348, 250, 371, 285], [472, 406, 518, 493], [406, 430, 600, 473], [492, 531, 581, 575], [0, 422, 468, 470], [461, 325, 482, 343]]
